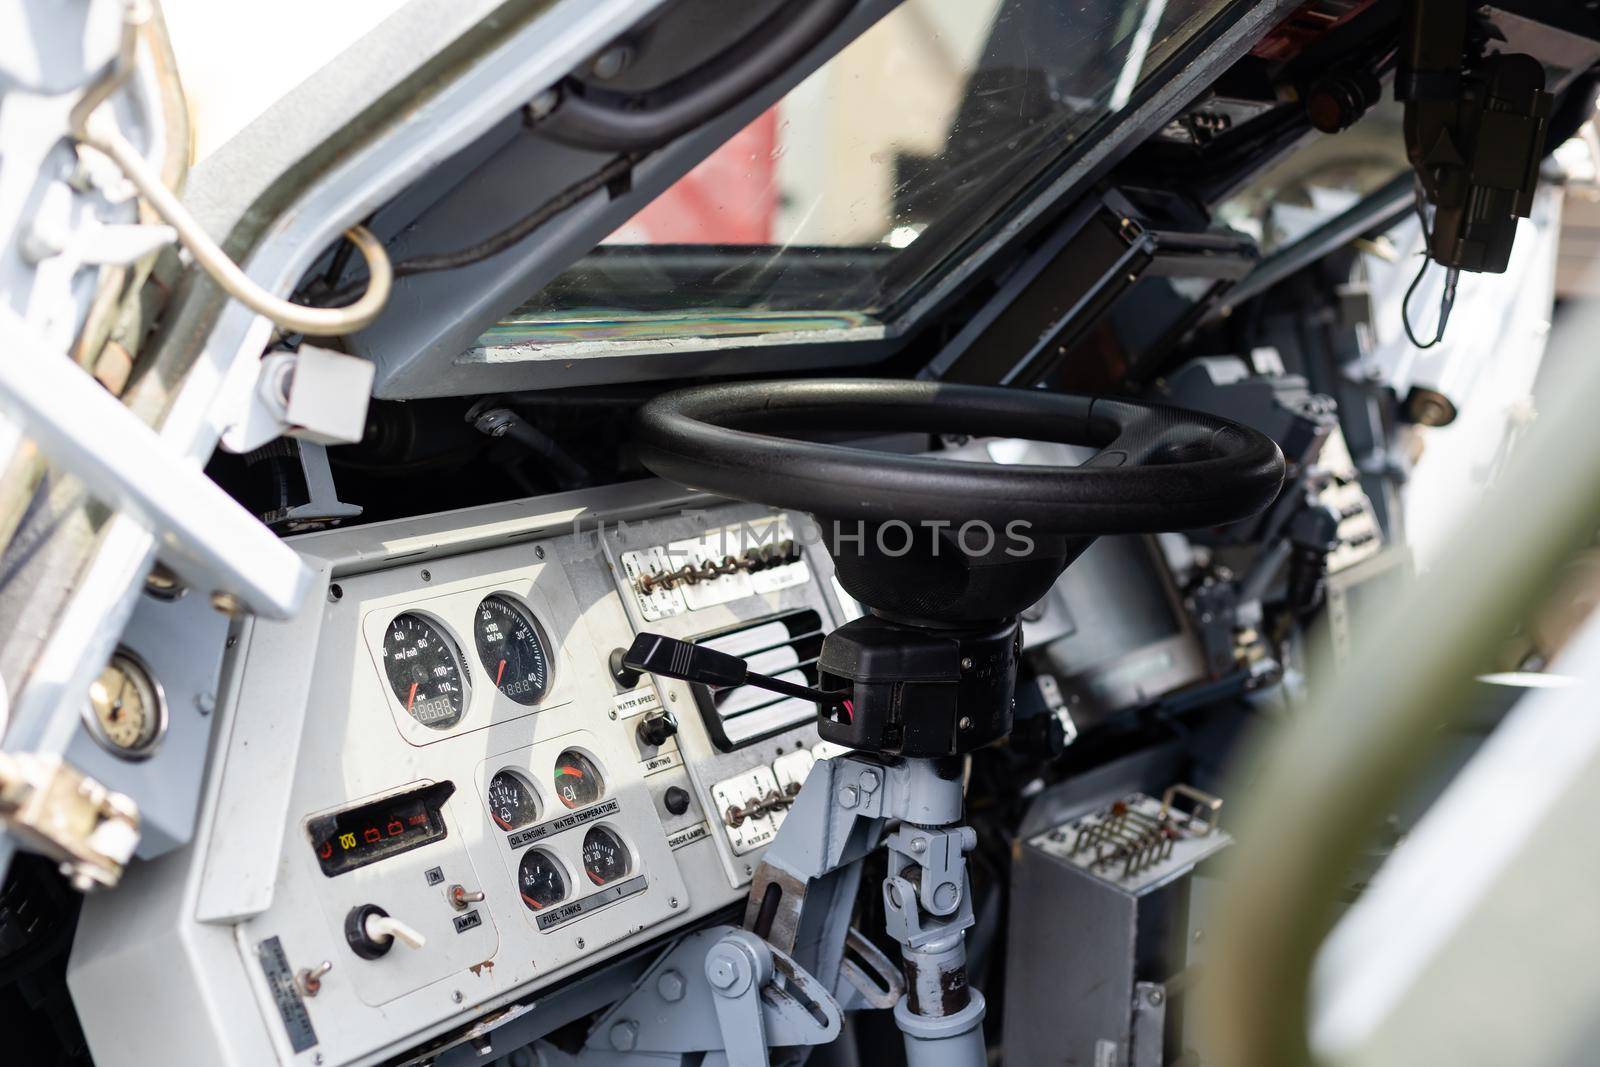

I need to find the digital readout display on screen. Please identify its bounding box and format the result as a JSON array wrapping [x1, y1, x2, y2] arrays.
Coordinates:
[[307, 781, 456, 877]]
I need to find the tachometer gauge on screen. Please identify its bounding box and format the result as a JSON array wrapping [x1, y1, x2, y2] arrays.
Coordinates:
[[517, 849, 568, 911], [552, 750, 603, 809], [83, 649, 165, 759], [581, 826, 631, 886], [473, 594, 553, 706], [383, 613, 468, 729], [486, 770, 539, 831]]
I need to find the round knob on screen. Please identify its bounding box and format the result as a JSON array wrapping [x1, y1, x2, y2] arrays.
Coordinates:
[[609, 647, 642, 689], [344, 904, 425, 959], [637, 709, 679, 748], [663, 785, 691, 816]]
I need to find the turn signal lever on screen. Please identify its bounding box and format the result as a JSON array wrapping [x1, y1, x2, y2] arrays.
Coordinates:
[[622, 633, 849, 717]]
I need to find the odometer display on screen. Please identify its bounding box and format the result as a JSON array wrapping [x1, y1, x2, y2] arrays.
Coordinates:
[[383, 613, 468, 729], [517, 849, 568, 911], [553, 750, 604, 810], [487, 770, 539, 831], [473, 594, 553, 706], [582, 826, 631, 887]]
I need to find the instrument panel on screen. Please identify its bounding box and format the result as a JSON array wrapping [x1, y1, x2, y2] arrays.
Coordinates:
[[69, 484, 842, 1067]]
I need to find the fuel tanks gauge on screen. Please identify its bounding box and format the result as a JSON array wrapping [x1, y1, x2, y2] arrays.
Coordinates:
[[517, 849, 568, 911]]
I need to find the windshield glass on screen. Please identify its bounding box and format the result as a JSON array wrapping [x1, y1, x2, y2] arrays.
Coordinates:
[[480, 0, 1233, 352]]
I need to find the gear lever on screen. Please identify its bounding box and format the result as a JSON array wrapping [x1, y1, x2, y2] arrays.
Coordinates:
[[621, 633, 849, 717]]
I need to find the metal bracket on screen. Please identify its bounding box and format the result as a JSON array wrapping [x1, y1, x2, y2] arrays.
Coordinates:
[[264, 441, 363, 533], [582, 926, 840, 1067], [0, 309, 313, 619], [1129, 982, 1168, 1067], [0, 751, 139, 891]]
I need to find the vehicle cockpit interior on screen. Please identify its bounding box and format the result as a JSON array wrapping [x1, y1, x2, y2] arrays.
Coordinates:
[[5, 1, 1600, 1065]]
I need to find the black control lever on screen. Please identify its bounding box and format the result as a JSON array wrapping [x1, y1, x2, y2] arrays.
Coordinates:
[[622, 633, 849, 715]]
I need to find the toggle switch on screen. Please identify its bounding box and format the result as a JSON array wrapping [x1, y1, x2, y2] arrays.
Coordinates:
[[449, 884, 486, 911]]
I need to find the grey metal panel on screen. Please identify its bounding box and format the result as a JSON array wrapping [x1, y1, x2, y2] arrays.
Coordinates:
[[63, 588, 230, 858], [73, 480, 846, 1066]]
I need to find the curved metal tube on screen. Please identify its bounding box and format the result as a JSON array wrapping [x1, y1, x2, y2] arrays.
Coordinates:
[[68, 1, 391, 337], [80, 114, 392, 336]]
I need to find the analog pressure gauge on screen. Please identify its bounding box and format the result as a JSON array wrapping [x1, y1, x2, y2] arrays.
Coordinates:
[[83, 649, 166, 759]]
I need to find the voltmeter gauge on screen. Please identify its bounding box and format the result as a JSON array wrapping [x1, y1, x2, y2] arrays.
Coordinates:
[[517, 849, 568, 911], [486, 770, 539, 831], [383, 613, 468, 729], [582, 826, 631, 886], [553, 750, 604, 810], [83, 649, 165, 759], [473, 594, 553, 706]]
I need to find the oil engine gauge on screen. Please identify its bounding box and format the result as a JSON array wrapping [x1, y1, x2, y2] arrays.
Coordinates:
[[473, 594, 554, 705], [382, 612, 468, 729], [486, 769, 539, 831], [83, 649, 165, 759], [581, 826, 631, 887], [517, 849, 568, 911]]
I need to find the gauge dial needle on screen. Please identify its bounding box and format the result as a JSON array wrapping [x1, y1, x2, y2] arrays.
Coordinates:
[[406, 683, 418, 711], [496, 659, 506, 685], [520, 893, 543, 910]]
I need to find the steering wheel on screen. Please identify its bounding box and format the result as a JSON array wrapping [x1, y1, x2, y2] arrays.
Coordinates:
[[635, 379, 1285, 624]]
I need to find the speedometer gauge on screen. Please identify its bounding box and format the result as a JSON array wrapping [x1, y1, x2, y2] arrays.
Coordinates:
[[383, 613, 468, 729], [473, 594, 553, 705]]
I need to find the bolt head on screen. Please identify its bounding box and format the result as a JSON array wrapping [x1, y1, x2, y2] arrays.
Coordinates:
[[708, 958, 737, 989], [838, 785, 859, 808], [910, 836, 926, 853], [858, 768, 880, 793], [1148, 988, 1165, 1006], [590, 45, 633, 80], [657, 969, 687, 1002], [609, 1020, 639, 1052], [210, 591, 247, 617], [527, 88, 559, 118]]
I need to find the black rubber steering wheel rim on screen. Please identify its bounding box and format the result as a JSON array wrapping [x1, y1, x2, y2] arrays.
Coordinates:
[[635, 379, 1285, 535]]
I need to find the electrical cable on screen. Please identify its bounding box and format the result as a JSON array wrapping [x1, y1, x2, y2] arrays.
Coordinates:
[[1400, 188, 1460, 349], [316, 153, 641, 307]]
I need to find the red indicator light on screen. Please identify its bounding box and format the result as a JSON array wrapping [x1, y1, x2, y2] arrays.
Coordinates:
[[364, 827, 381, 844], [407, 813, 429, 827], [318, 840, 333, 859], [386, 819, 404, 836]]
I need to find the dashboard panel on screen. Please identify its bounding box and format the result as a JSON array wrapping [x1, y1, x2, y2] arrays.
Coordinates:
[[67, 482, 843, 1067]]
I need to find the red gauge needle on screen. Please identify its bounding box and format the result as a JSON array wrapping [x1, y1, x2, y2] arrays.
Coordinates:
[[406, 682, 418, 711], [520, 893, 543, 910], [495, 659, 506, 685]]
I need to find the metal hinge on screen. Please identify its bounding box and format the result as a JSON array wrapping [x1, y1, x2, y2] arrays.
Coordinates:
[[0, 751, 139, 891]]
